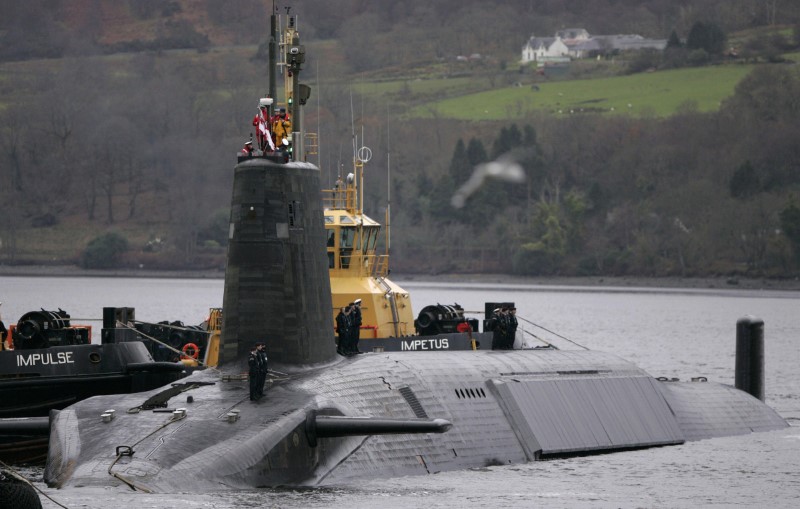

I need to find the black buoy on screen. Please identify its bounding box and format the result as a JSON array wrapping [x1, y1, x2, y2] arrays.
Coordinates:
[[0, 469, 42, 509], [735, 316, 765, 401]]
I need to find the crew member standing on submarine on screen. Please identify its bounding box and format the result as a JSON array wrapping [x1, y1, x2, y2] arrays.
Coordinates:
[[490, 308, 505, 350], [256, 341, 269, 398], [507, 306, 518, 349], [351, 299, 363, 354], [248, 343, 260, 400], [336, 306, 350, 356]]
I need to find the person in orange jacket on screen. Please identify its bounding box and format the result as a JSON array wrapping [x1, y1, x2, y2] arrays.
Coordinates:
[[272, 107, 292, 148]]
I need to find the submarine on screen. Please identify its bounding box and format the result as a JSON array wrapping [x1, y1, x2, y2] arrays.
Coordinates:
[[44, 12, 787, 491]]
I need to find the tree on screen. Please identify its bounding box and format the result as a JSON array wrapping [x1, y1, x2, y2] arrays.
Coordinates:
[[513, 201, 567, 275], [448, 139, 471, 184], [722, 66, 800, 123], [666, 30, 682, 48], [780, 200, 800, 266], [729, 161, 760, 199], [686, 21, 727, 55], [465, 138, 488, 167], [81, 232, 129, 269], [0, 105, 26, 191]]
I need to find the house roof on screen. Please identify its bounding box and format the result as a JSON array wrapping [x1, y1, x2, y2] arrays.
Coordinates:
[[596, 34, 667, 50], [524, 36, 556, 49], [556, 28, 589, 40]]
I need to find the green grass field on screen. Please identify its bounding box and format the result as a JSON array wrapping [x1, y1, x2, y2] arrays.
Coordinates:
[[408, 64, 756, 119]]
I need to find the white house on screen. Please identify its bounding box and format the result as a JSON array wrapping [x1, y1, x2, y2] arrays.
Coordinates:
[[521, 36, 570, 63], [522, 29, 667, 62]]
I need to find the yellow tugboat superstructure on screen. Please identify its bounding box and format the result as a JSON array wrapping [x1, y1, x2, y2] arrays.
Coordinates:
[[322, 161, 414, 340]]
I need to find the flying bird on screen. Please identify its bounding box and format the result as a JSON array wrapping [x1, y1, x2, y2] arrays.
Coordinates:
[[451, 151, 527, 208]]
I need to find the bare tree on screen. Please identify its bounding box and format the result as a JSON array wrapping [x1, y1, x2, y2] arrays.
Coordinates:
[[0, 105, 26, 191]]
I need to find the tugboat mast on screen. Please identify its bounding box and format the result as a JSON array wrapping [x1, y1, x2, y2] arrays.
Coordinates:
[[268, 4, 277, 110]]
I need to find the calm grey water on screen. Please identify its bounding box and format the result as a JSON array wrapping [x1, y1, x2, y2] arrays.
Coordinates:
[[1, 276, 798, 508]]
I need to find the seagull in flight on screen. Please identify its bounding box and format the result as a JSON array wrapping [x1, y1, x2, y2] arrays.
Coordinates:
[[451, 151, 527, 208]]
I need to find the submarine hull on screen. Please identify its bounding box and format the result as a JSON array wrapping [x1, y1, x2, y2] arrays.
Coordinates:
[[45, 348, 787, 490]]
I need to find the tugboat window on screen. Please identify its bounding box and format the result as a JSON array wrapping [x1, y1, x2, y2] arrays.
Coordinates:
[[363, 227, 378, 253], [340, 227, 354, 268], [341, 228, 354, 248]]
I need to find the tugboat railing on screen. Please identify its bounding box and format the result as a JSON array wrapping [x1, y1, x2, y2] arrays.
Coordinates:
[[322, 188, 356, 211], [329, 253, 389, 278]]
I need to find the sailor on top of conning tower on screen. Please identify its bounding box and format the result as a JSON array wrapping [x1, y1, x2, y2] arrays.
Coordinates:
[[252, 98, 276, 152]]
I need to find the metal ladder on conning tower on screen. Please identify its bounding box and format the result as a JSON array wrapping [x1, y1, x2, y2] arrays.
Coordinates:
[[305, 132, 318, 156]]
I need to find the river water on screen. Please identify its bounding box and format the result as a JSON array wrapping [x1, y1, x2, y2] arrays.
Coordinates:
[[1, 276, 798, 508]]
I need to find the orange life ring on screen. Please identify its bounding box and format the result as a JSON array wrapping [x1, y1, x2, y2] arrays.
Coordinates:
[[181, 342, 200, 360]]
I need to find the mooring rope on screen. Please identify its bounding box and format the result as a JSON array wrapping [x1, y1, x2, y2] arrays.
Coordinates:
[[115, 320, 221, 373], [516, 327, 556, 348], [465, 311, 589, 350], [514, 315, 589, 350]]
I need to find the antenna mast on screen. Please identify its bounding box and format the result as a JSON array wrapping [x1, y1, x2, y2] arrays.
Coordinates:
[[386, 107, 391, 259], [268, 1, 277, 112]]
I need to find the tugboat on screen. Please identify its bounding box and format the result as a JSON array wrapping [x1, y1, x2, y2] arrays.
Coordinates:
[[0, 307, 187, 463], [321, 157, 494, 352]]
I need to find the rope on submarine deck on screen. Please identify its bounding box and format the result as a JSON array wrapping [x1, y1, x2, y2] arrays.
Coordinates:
[[107, 411, 188, 492]]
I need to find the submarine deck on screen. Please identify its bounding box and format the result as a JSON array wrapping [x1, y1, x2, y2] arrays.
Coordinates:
[[46, 349, 787, 489]]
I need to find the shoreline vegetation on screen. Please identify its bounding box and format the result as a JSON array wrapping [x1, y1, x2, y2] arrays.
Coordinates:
[[2, 264, 799, 292]]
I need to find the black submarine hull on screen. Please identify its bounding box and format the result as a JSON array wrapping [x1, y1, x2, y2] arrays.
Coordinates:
[[45, 348, 786, 490], [0, 341, 185, 464]]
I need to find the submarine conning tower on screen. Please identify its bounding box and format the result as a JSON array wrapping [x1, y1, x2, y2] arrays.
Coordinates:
[[219, 158, 337, 367]]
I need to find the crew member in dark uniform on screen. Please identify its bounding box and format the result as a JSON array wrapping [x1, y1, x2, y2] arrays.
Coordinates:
[[490, 308, 504, 350], [500, 307, 514, 349], [336, 306, 350, 356], [351, 299, 363, 354], [256, 341, 268, 398], [507, 307, 518, 349], [248, 343, 260, 400]]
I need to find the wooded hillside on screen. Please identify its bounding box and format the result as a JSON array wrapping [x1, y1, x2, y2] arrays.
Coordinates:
[[1, 0, 800, 278]]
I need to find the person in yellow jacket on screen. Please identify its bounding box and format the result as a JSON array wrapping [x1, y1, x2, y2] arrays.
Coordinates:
[[272, 107, 292, 148]]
